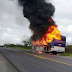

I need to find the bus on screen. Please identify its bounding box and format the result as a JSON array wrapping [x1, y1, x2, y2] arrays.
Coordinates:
[[32, 35, 66, 55]]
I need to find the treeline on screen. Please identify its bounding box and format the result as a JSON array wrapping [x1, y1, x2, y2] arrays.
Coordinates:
[[0, 43, 32, 49], [4, 44, 24, 47], [0, 44, 28, 47], [0, 40, 32, 48], [66, 45, 72, 54]]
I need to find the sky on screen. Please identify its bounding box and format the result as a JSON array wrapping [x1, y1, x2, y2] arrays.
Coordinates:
[[0, 0, 72, 45]]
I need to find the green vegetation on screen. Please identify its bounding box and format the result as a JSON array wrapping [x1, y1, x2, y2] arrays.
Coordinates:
[[0, 40, 32, 51], [3, 44, 32, 51], [60, 53, 72, 56], [13, 46, 32, 51], [60, 45, 72, 56], [65, 45, 72, 54]]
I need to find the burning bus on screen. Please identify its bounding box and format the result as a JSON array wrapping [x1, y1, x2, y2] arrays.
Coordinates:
[[32, 25, 66, 54], [32, 35, 66, 54]]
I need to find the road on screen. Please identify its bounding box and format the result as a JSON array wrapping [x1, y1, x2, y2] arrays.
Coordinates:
[[0, 48, 72, 72], [0, 54, 17, 72]]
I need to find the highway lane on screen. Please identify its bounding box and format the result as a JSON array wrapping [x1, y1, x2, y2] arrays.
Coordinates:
[[0, 48, 72, 72], [0, 54, 17, 72]]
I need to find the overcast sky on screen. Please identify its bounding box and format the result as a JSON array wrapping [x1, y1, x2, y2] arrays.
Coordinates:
[[0, 0, 72, 45]]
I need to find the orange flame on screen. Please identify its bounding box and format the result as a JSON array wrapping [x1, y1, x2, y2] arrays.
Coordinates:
[[38, 51, 42, 53], [32, 25, 61, 45]]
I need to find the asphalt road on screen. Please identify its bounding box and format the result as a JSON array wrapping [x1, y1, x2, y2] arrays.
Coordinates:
[[0, 48, 72, 72], [0, 54, 17, 72]]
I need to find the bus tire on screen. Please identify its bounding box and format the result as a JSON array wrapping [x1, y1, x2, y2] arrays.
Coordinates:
[[53, 52, 57, 55]]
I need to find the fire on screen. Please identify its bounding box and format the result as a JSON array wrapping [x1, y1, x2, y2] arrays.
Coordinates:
[[32, 25, 61, 45], [38, 51, 42, 54]]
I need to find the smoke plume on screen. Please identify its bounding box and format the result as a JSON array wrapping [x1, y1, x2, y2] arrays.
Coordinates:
[[18, 0, 56, 41]]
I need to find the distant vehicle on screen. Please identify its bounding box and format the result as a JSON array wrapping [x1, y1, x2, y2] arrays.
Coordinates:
[[32, 35, 66, 55]]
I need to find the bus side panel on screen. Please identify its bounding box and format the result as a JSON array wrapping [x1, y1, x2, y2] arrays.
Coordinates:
[[32, 45, 44, 52], [36, 47, 44, 52], [48, 46, 65, 52]]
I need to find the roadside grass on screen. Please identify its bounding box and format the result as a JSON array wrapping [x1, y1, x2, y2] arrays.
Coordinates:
[[60, 53, 72, 57], [8, 46, 32, 51], [15, 47, 32, 51]]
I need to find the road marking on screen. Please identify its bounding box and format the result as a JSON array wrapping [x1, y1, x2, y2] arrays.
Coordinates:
[[13, 50, 72, 67], [24, 52, 72, 67]]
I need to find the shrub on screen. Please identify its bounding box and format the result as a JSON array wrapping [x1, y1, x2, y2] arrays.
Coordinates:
[[66, 45, 72, 54]]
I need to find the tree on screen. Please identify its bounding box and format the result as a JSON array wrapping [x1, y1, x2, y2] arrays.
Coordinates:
[[23, 39, 32, 46]]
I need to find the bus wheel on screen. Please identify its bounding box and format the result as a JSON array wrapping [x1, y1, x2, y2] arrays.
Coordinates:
[[53, 52, 57, 55], [46, 52, 48, 54]]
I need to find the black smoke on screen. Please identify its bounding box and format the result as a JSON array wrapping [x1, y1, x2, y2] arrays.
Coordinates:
[[18, 0, 57, 41]]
